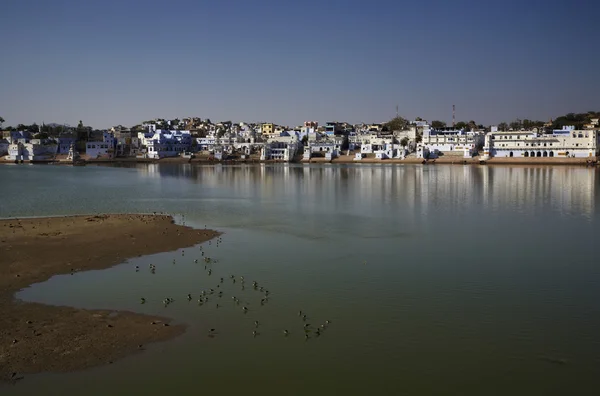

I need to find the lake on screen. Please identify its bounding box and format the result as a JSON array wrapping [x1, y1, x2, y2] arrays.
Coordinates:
[[1, 163, 600, 395]]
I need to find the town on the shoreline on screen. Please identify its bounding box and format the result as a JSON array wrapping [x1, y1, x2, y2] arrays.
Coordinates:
[[1, 113, 599, 164]]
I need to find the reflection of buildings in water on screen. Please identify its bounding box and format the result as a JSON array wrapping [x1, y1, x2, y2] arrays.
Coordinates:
[[480, 166, 595, 218], [137, 164, 595, 220]]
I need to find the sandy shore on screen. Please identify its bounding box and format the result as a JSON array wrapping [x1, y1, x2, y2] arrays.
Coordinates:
[[0, 214, 220, 381]]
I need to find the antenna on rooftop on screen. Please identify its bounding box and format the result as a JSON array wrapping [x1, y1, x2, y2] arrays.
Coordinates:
[[396, 105, 399, 118], [452, 104, 456, 127]]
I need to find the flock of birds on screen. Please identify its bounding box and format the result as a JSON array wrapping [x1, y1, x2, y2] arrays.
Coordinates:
[[136, 233, 332, 341]]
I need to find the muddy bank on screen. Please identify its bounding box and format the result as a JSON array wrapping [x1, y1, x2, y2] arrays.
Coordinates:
[[0, 214, 220, 381]]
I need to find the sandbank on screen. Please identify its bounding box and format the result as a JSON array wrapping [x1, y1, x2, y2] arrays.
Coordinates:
[[0, 214, 220, 381]]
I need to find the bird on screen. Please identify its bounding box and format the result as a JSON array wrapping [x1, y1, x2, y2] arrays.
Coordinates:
[[254, 320, 259, 327], [187, 294, 192, 301], [243, 306, 248, 312], [194, 259, 198, 263], [283, 330, 289, 336], [298, 310, 303, 317], [252, 330, 257, 337], [140, 297, 146, 304], [302, 315, 307, 321], [325, 320, 331, 325]]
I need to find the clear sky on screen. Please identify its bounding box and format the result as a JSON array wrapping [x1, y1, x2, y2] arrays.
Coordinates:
[[1, 0, 598, 129]]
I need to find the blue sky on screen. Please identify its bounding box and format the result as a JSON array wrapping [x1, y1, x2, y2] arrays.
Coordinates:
[[1, 0, 598, 128]]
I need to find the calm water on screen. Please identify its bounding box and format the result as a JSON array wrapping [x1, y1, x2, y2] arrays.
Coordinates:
[[1, 163, 600, 395]]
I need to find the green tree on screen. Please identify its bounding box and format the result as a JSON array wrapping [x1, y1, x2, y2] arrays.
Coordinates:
[[27, 123, 39, 133], [400, 137, 409, 147], [431, 120, 446, 129], [416, 131, 422, 143], [509, 119, 522, 130], [0, 116, 4, 128], [497, 122, 508, 131], [385, 116, 408, 131], [454, 121, 468, 130], [301, 135, 308, 145], [34, 132, 49, 139]]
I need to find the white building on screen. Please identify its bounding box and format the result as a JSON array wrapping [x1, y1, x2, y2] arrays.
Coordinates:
[[481, 125, 599, 159], [138, 130, 192, 159], [303, 139, 342, 160], [8, 142, 57, 161], [417, 125, 484, 158], [261, 141, 299, 161]]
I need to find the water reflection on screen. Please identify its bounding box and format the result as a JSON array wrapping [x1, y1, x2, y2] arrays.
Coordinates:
[[131, 163, 597, 222]]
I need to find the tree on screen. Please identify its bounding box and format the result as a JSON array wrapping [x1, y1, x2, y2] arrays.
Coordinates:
[[400, 137, 409, 148], [498, 122, 508, 131], [34, 132, 49, 139], [27, 123, 39, 133], [454, 121, 468, 130], [0, 116, 4, 128], [431, 120, 446, 129], [509, 119, 522, 131], [301, 135, 308, 145], [385, 116, 408, 132]]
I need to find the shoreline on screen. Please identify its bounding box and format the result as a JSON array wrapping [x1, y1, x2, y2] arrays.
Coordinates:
[[0, 214, 220, 381], [1, 155, 597, 167]]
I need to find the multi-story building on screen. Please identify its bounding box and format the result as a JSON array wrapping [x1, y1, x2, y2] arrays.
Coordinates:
[[482, 125, 599, 159], [417, 125, 484, 158]]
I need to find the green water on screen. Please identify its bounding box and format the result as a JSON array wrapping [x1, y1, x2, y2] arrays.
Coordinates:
[[1, 163, 600, 395]]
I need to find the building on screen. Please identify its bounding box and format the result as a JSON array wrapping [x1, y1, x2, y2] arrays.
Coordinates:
[[261, 141, 299, 161], [481, 125, 599, 159], [86, 131, 116, 159], [8, 141, 57, 161], [261, 123, 275, 138], [0, 138, 10, 156], [418, 125, 484, 158], [56, 137, 76, 154], [303, 139, 343, 160], [324, 122, 344, 136], [138, 130, 192, 159]]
